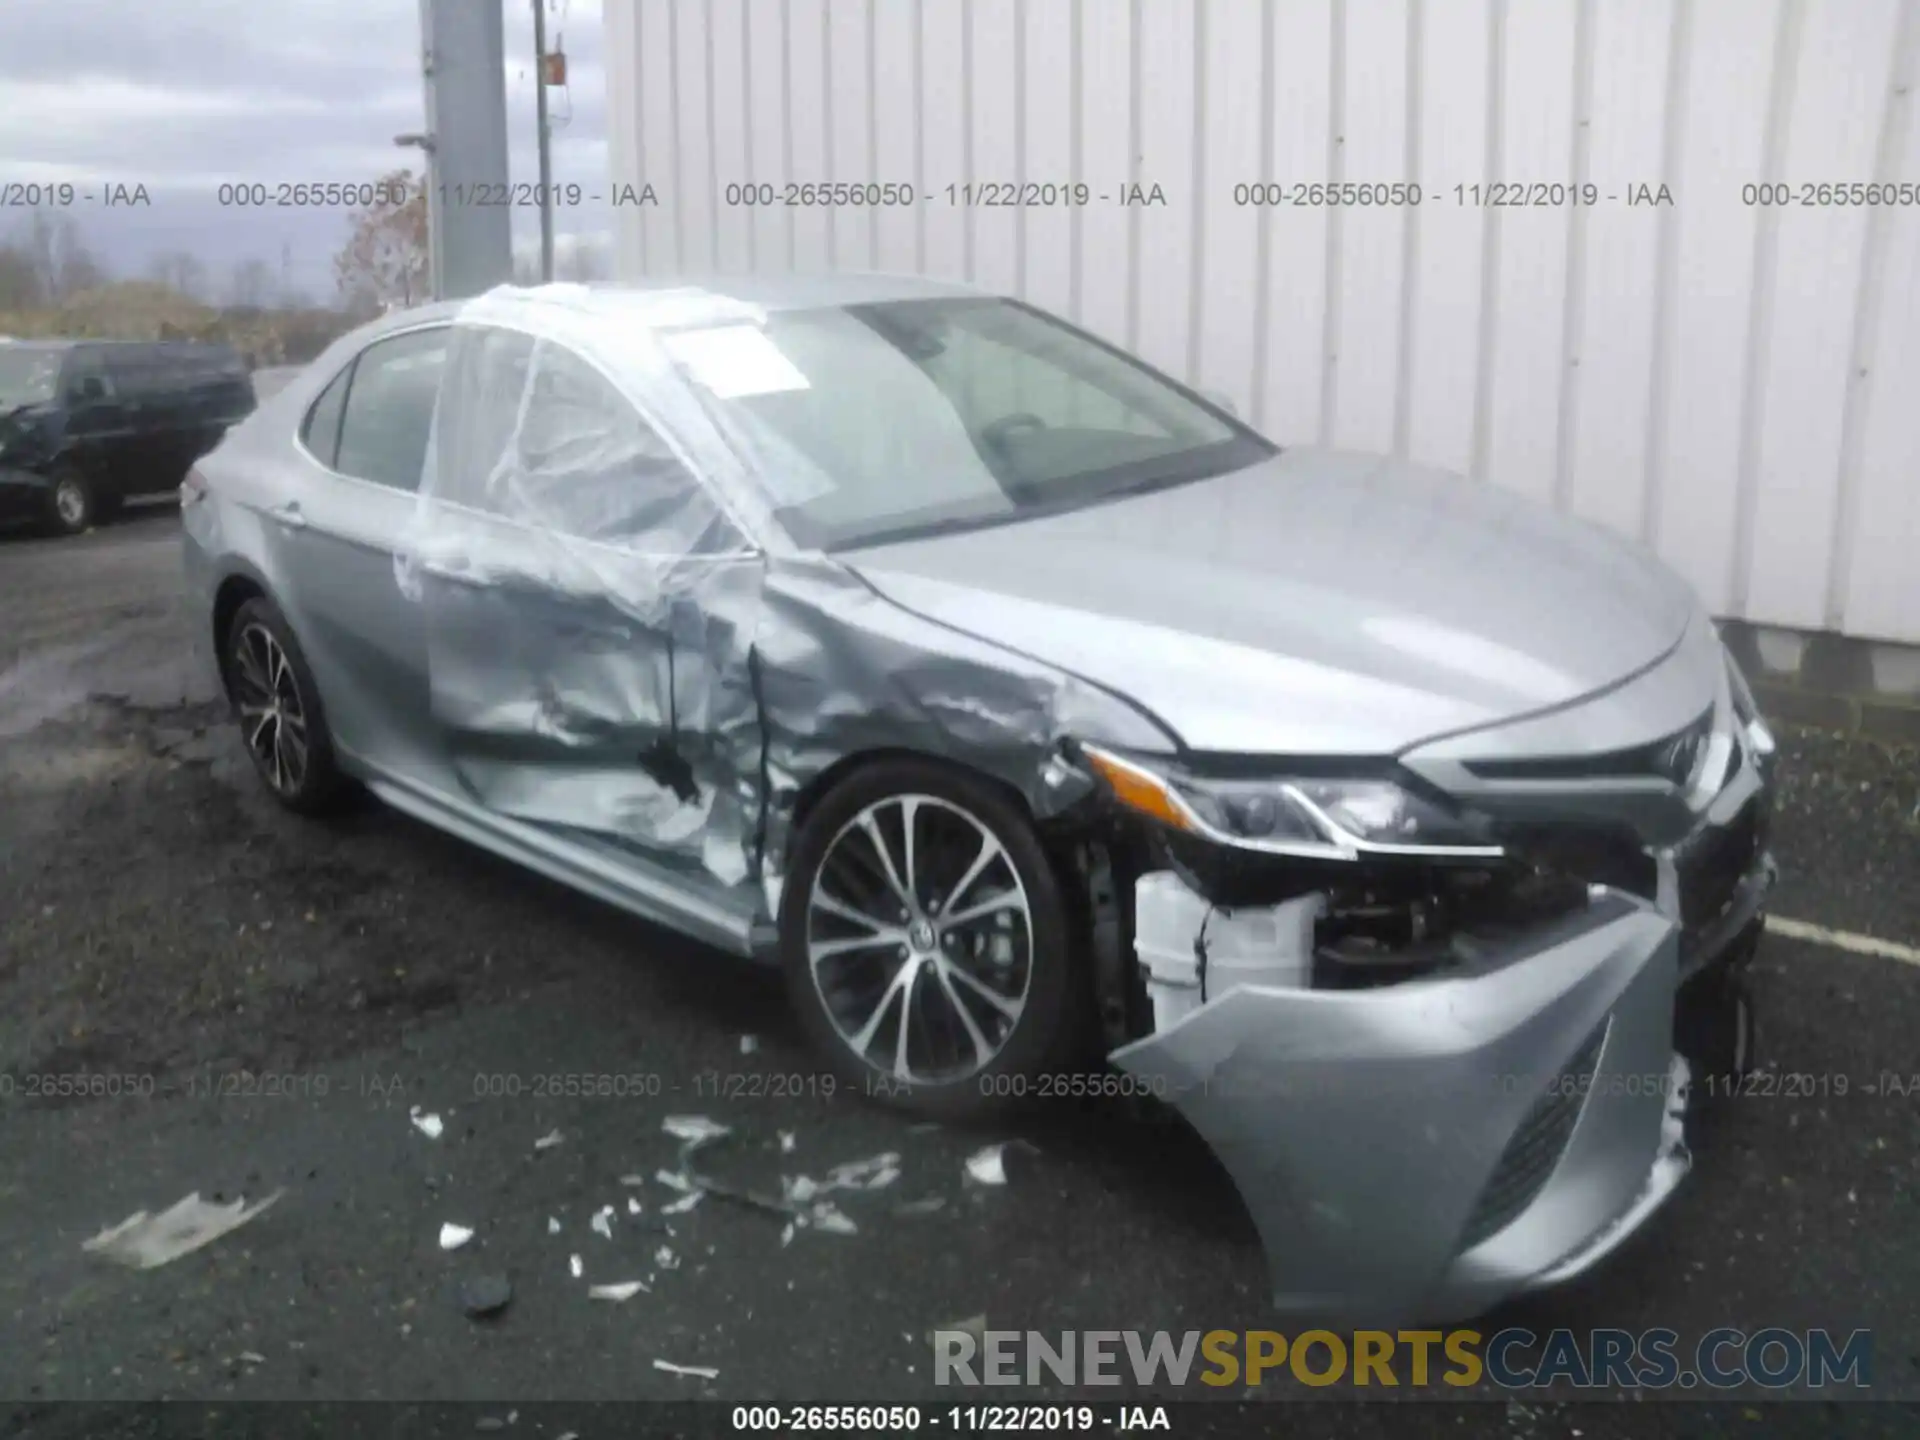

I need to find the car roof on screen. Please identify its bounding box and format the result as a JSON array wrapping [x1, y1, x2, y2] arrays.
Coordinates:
[[356, 272, 991, 340]]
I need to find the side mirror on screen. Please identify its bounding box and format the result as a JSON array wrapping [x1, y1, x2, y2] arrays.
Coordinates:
[[1201, 388, 1239, 419]]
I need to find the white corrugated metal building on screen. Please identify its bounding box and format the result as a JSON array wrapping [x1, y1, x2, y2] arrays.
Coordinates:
[[605, 0, 1920, 647]]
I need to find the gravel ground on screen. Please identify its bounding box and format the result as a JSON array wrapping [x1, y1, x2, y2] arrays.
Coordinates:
[[2, 510, 1918, 1437]]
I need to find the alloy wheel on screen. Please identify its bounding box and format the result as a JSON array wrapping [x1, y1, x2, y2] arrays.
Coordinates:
[[805, 793, 1034, 1085], [231, 622, 310, 796]]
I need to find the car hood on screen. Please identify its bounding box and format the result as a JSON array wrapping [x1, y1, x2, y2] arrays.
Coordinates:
[[845, 449, 1701, 756]]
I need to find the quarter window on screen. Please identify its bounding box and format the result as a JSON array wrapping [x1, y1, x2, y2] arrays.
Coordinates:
[[332, 328, 449, 492], [300, 364, 353, 470]]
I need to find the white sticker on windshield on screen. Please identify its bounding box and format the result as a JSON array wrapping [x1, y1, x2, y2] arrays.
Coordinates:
[[662, 325, 811, 399]]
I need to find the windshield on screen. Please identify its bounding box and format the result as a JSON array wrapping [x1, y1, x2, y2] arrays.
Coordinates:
[[0, 349, 64, 408], [662, 297, 1275, 550]]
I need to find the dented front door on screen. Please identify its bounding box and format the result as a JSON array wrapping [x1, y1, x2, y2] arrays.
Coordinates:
[[409, 325, 769, 891]]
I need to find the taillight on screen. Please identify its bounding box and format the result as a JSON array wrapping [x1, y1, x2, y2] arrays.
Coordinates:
[[181, 467, 208, 506]]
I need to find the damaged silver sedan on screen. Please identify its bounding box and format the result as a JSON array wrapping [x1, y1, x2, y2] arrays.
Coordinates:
[[181, 276, 1776, 1322]]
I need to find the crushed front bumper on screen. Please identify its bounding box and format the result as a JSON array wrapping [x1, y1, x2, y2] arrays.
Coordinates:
[[0, 466, 54, 524], [1112, 840, 1772, 1326]]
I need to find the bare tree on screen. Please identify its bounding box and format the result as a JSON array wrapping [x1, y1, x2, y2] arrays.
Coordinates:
[[0, 237, 44, 309], [276, 241, 307, 309], [22, 212, 107, 302], [227, 257, 275, 309], [333, 170, 428, 312], [148, 250, 208, 301]]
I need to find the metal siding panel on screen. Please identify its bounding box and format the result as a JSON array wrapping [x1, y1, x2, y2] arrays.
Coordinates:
[[1076, 0, 1134, 343], [921, 0, 970, 281], [1482, 0, 1578, 505], [969, 0, 1023, 294], [745, 0, 793, 270], [827, 0, 876, 270], [673, 1, 719, 272], [1651, 0, 1777, 613], [1023, 0, 1078, 319], [785, 0, 831, 270], [1404, 0, 1490, 473], [709, 0, 753, 273], [1743, 0, 1902, 628], [604, 0, 645, 278], [873, 0, 922, 273], [1193, 0, 1267, 415], [1329, 0, 1409, 453], [1260, 0, 1335, 442], [1133, 0, 1200, 383], [1564, 0, 1673, 537], [637, 0, 682, 273], [1838, 2, 1920, 641], [1844, 198, 1920, 641]]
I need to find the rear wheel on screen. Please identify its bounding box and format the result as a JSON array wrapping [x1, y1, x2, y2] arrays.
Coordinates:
[[779, 760, 1078, 1119], [224, 596, 347, 815], [45, 468, 93, 535]]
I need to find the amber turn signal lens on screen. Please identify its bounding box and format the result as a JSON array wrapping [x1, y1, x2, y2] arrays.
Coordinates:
[[1082, 746, 1194, 832]]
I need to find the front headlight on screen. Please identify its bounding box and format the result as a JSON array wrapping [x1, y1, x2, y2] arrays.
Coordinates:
[[1079, 744, 1503, 860]]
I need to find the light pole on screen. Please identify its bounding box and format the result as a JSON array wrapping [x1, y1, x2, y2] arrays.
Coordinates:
[[532, 0, 554, 283]]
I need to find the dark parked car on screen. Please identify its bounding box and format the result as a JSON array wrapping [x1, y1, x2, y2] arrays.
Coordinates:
[[0, 338, 256, 535]]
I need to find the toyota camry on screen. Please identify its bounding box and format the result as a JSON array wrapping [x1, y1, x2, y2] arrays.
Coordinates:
[[181, 276, 1776, 1322]]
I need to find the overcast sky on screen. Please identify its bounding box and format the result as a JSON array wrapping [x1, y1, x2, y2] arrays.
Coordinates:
[[0, 0, 610, 304]]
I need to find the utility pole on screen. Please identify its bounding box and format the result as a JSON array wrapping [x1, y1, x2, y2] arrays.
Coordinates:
[[532, 0, 555, 283], [414, 0, 511, 300]]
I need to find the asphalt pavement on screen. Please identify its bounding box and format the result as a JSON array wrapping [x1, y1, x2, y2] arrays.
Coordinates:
[[2, 509, 1918, 1437]]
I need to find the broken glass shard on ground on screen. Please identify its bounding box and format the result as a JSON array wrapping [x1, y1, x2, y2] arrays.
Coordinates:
[[82, 1190, 285, 1269]]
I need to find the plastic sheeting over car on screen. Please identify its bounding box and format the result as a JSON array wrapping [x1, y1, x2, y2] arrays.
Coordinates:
[[397, 283, 1140, 915]]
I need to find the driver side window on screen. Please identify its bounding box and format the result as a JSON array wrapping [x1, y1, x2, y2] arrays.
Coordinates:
[[920, 323, 1172, 441]]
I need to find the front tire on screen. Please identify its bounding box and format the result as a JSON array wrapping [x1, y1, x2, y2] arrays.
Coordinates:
[[223, 596, 347, 815], [45, 467, 94, 535], [778, 760, 1079, 1119]]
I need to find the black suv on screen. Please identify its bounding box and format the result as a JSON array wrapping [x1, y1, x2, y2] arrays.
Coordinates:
[[0, 339, 257, 535]]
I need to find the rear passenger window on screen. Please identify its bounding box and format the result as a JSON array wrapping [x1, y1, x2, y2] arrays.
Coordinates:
[[332, 328, 448, 492], [429, 325, 537, 510], [100, 349, 144, 397], [66, 351, 115, 402], [300, 364, 352, 469]]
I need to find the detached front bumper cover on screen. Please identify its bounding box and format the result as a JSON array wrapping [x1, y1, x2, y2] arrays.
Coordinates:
[[1113, 850, 1767, 1325]]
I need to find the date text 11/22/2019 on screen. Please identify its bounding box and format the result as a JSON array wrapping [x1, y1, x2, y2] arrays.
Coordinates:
[[729, 1404, 1171, 1432]]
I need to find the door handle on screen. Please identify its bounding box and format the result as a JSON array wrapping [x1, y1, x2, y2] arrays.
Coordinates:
[[418, 560, 491, 589], [269, 501, 307, 530]]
